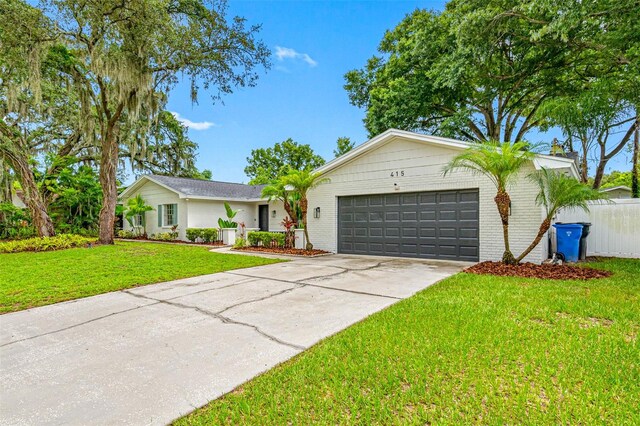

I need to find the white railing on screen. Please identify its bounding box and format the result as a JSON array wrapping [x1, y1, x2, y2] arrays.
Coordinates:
[[554, 199, 640, 258]]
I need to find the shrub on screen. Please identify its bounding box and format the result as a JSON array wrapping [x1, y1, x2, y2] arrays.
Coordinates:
[[0, 202, 34, 240], [0, 234, 97, 254], [186, 228, 203, 242], [201, 228, 218, 243], [149, 232, 178, 241], [247, 231, 285, 248], [116, 230, 137, 239], [233, 237, 247, 248]]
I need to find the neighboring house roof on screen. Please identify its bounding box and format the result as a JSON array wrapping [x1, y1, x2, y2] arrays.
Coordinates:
[[315, 128, 581, 179], [601, 185, 632, 193], [120, 175, 266, 201]]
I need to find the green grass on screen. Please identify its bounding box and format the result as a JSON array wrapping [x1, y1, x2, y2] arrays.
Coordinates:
[[0, 242, 281, 313], [177, 258, 640, 425]]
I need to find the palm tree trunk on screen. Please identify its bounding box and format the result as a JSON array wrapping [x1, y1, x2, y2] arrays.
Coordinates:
[[299, 196, 313, 250], [495, 189, 515, 264], [515, 217, 551, 263]]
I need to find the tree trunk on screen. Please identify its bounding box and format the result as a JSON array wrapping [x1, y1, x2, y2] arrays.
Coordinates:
[[283, 197, 297, 226], [299, 195, 313, 250], [3, 149, 55, 237], [592, 143, 607, 189], [632, 116, 639, 198], [515, 217, 551, 263], [98, 129, 119, 244], [494, 189, 515, 264]]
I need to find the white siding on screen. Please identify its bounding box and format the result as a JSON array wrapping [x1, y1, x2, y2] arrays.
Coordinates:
[[122, 181, 187, 239], [188, 199, 257, 230], [308, 136, 546, 262], [554, 199, 640, 258], [122, 180, 288, 239]]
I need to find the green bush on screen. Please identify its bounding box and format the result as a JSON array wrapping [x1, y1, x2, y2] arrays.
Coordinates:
[[0, 234, 97, 253], [0, 202, 34, 240], [149, 232, 178, 241], [201, 228, 218, 243], [247, 231, 285, 248], [186, 228, 203, 242], [116, 230, 137, 239]]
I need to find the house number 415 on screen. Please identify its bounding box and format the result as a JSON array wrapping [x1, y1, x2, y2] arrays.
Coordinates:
[[390, 170, 405, 177]]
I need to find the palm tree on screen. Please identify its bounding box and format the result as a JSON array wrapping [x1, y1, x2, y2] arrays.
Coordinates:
[[280, 169, 330, 250], [124, 194, 153, 237], [515, 168, 604, 262], [261, 179, 299, 226], [444, 141, 534, 265]]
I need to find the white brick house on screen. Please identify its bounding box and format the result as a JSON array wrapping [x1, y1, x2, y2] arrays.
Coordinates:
[[119, 175, 287, 240], [120, 129, 578, 262], [306, 129, 579, 262]]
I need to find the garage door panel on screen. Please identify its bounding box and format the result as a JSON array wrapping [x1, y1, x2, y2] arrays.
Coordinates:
[[384, 194, 400, 206], [338, 189, 479, 261], [459, 191, 479, 203], [459, 227, 479, 239], [385, 211, 400, 222], [369, 195, 384, 206], [369, 212, 383, 222], [401, 244, 418, 254], [401, 194, 418, 205], [369, 227, 383, 237], [439, 193, 458, 204], [459, 246, 479, 258], [384, 243, 400, 253], [402, 227, 418, 237], [354, 197, 368, 207], [385, 227, 400, 237], [419, 193, 437, 204], [402, 211, 418, 221]]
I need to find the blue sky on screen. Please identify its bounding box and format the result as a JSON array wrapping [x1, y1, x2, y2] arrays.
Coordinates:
[[163, 0, 632, 184]]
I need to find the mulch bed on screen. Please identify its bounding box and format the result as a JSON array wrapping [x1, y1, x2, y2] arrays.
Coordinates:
[[465, 261, 612, 280], [234, 246, 331, 257]]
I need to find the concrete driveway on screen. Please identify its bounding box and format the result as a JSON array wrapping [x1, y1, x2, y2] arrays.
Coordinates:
[[0, 254, 465, 425]]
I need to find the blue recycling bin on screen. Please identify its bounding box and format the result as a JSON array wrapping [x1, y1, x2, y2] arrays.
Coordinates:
[[553, 223, 583, 262]]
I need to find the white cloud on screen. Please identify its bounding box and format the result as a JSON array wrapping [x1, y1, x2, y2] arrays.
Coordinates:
[[274, 46, 317, 67], [170, 112, 215, 131]]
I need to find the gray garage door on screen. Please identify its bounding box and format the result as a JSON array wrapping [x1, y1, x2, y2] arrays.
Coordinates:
[[338, 189, 479, 261]]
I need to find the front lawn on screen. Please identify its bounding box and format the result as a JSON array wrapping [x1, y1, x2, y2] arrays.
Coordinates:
[[178, 258, 640, 424], [0, 242, 281, 313]]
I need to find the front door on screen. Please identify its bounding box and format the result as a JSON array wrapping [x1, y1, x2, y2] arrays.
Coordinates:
[[259, 205, 269, 231]]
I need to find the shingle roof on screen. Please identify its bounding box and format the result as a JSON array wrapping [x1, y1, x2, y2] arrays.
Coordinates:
[[146, 175, 265, 200]]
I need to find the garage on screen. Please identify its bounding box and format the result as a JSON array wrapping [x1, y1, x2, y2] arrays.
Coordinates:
[[308, 129, 580, 263], [338, 189, 479, 261]]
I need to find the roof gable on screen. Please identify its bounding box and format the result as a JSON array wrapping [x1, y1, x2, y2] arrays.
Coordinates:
[[316, 129, 580, 179]]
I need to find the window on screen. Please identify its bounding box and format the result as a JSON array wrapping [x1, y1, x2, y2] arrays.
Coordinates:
[[161, 203, 178, 226], [133, 214, 143, 227]]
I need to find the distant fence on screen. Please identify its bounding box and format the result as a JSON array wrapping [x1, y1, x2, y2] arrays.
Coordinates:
[[554, 199, 640, 259]]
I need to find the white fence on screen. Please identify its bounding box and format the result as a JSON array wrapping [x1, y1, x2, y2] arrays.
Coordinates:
[[553, 199, 640, 259]]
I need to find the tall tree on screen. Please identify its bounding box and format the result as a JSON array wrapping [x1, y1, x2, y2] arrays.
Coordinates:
[[539, 91, 637, 188], [344, 5, 571, 141], [0, 2, 87, 236], [245, 138, 325, 184], [44, 0, 270, 244], [333, 137, 355, 158]]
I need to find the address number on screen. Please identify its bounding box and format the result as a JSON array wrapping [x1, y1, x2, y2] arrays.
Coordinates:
[[390, 170, 405, 177]]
